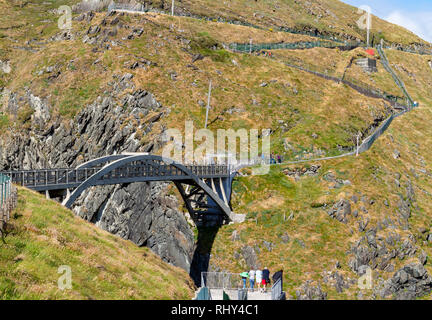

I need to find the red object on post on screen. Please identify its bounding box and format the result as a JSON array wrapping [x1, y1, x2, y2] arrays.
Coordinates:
[[365, 48, 375, 56]]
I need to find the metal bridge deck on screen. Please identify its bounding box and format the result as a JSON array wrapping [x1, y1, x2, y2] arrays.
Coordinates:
[[2, 164, 230, 191]]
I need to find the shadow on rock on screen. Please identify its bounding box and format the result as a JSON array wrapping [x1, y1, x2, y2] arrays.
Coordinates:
[[189, 226, 221, 287]]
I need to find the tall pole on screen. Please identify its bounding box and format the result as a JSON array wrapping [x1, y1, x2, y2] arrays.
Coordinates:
[[205, 80, 212, 129], [366, 10, 371, 48], [171, 0, 174, 16], [356, 132, 360, 157]]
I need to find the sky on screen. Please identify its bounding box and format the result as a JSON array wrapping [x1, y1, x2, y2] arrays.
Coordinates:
[[341, 0, 432, 42]]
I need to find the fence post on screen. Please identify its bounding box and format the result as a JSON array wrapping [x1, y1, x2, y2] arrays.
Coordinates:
[[0, 178, 3, 208]]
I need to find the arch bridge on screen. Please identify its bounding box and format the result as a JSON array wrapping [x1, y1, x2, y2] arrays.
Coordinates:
[[2, 154, 237, 226]]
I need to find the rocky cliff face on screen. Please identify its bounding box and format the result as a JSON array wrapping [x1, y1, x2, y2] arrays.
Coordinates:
[[73, 182, 194, 271], [0, 74, 196, 272]]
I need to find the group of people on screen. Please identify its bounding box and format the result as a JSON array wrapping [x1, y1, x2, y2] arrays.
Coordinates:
[[271, 153, 283, 164], [257, 50, 273, 58], [240, 267, 271, 293], [261, 153, 283, 164]]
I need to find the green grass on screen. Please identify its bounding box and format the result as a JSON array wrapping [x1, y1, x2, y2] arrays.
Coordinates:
[[0, 187, 195, 300]]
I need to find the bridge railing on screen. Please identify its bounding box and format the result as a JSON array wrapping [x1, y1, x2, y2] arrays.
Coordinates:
[[3, 167, 103, 188], [1, 163, 230, 189]]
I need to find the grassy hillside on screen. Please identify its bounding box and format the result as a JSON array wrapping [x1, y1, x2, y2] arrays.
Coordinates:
[[0, 0, 432, 300], [0, 187, 195, 299], [0, 9, 411, 158], [140, 0, 430, 46], [207, 46, 432, 299]]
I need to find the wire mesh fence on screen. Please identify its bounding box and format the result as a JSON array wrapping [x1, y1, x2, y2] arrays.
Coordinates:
[[271, 277, 283, 300], [108, 2, 431, 57], [382, 44, 432, 56], [108, 2, 148, 13], [201, 272, 244, 289], [107, 3, 365, 46], [280, 57, 407, 108], [0, 174, 17, 232], [377, 44, 414, 106], [228, 40, 363, 53]]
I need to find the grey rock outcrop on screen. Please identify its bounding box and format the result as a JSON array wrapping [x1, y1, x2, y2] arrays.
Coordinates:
[[28, 93, 50, 125], [327, 199, 351, 223], [73, 182, 194, 270], [296, 281, 327, 300], [377, 263, 432, 299], [0, 78, 196, 272], [240, 246, 260, 269]]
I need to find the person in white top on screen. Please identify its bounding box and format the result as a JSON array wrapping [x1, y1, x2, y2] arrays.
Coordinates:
[[255, 269, 263, 292], [249, 270, 256, 291]]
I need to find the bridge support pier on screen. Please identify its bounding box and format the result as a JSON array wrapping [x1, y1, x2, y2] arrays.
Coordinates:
[[174, 179, 233, 228], [45, 190, 50, 200]]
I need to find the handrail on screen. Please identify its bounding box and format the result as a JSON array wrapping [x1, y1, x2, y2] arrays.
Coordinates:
[[2, 164, 230, 189], [271, 277, 283, 300]]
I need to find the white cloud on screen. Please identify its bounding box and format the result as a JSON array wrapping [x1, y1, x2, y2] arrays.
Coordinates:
[[385, 10, 432, 43]]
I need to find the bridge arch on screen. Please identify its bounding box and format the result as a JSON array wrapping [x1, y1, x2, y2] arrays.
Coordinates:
[[75, 154, 131, 169], [62, 154, 233, 223]]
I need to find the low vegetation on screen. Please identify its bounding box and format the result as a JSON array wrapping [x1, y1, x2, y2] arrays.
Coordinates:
[[0, 187, 195, 299]]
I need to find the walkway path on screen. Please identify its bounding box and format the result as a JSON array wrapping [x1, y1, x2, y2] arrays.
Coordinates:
[[109, 4, 432, 56], [377, 44, 414, 106], [237, 46, 416, 167]]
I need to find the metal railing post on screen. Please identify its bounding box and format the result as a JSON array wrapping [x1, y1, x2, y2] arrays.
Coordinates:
[[0, 178, 3, 208]]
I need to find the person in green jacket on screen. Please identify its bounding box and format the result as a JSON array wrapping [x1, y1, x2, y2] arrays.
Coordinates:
[[240, 272, 249, 289]]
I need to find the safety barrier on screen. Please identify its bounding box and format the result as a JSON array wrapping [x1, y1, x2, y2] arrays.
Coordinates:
[[108, 2, 148, 13], [377, 44, 414, 107], [226, 42, 407, 107], [108, 2, 432, 58], [237, 288, 248, 300], [382, 44, 432, 56], [0, 174, 17, 232], [107, 3, 363, 45], [194, 287, 212, 300], [280, 58, 407, 108], [201, 272, 243, 289], [398, 47, 432, 56], [228, 40, 362, 53], [358, 108, 408, 154], [271, 277, 283, 300]]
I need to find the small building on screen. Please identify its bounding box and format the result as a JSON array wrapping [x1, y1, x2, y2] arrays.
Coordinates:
[[355, 58, 378, 73]]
